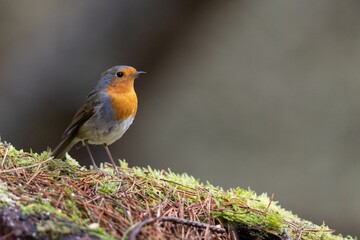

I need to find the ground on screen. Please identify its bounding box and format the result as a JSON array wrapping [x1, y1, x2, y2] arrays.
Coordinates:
[[0, 141, 354, 239]]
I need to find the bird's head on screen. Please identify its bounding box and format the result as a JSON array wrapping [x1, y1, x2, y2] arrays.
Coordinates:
[[97, 65, 146, 92]]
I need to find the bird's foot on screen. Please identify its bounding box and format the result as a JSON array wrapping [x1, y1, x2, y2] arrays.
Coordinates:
[[112, 165, 121, 175], [92, 165, 108, 176]]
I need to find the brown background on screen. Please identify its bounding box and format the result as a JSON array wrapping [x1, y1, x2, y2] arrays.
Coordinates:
[[0, 0, 359, 237]]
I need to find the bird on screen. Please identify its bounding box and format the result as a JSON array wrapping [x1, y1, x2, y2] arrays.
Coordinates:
[[51, 65, 146, 173]]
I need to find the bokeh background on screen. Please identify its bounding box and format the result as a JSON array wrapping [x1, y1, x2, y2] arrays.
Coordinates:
[[0, 0, 359, 237]]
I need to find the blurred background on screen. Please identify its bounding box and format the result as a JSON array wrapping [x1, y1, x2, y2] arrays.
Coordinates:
[[0, 0, 359, 237]]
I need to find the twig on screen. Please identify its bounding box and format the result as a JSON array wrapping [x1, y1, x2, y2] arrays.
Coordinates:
[[297, 228, 303, 240], [1, 146, 9, 169], [55, 191, 65, 207], [0, 157, 53, 173], [264, 193, 275, 215], [26, 161, 44, 185], [129, 217, 157, 240], [129, 216, 226, 240], [302, 228, 335, 233], [160, 178, 197, 192], [161, 216, 225, 234]]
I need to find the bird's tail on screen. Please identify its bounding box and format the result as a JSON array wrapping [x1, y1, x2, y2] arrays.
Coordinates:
[[51, 136, 77, 159]]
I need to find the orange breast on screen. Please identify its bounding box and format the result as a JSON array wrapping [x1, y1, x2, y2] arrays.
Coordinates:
[[106, 80, 138, 121]]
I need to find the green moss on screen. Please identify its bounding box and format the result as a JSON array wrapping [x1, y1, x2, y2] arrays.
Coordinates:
[[90, 227, 117, 240], [22, 203, 69, 220], [98, 181, 118, 195], [0, 182, 15, 207], [36, 219, 75, 239], [265, 212, 283, 230], [0, 141, 355, 240]]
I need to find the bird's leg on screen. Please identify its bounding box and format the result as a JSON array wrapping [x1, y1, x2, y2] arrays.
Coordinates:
[[103, 144, 120, 173], [85, 143, 103, 174]]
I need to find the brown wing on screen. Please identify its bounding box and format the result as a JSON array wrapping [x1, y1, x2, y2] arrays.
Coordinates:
[[62, 89, 99, 138], [51, 90, 100, 159]]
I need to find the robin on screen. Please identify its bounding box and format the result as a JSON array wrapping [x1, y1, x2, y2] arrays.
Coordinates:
[[51, 65, 146, 172]]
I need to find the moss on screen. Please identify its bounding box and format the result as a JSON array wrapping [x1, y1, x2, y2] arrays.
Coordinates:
[[0, 183, 15, 208], [22, 203, 69, 220], [98, 181, 118, 195], [36, 219, 75, 239], [0, 141, 355, 240]]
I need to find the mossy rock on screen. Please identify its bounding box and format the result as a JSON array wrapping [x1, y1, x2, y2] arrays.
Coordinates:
[[0, 141, 354, 240]]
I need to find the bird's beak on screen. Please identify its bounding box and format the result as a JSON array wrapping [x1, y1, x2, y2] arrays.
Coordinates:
[[132, 71, 146, 78]]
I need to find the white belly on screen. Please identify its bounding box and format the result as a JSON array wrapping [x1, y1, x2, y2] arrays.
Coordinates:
[[78, 116, 134, 145]]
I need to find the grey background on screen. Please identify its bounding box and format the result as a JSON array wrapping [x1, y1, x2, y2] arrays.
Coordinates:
[[0, 0, 359, 237]]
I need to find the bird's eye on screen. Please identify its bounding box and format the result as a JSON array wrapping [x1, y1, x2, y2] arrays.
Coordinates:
[[116, 72, 124, 78]]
